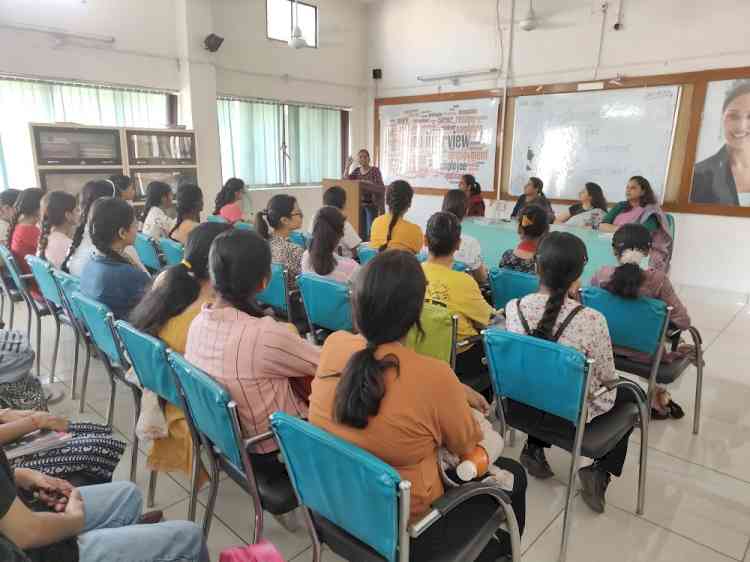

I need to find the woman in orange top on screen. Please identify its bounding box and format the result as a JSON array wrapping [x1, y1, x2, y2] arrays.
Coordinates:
[[309, 250, 526, 559], [368, 180, 423, 253]]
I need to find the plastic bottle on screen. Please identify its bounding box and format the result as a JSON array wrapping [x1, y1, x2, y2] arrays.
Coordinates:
[[456, 445, 490, 481]]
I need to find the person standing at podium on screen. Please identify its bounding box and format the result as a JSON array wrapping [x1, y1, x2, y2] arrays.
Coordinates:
[[343, 149, 384, 186]]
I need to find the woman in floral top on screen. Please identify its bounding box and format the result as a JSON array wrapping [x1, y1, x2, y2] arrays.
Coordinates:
[[505, 232, 633, 515], [255, 194, 304, 286], [499, 205, 550, 273]]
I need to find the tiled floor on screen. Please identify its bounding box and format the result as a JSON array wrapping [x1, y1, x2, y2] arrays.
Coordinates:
[[19, 284, 750, 561]]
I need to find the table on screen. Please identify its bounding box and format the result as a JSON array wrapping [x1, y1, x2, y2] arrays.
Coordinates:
[[461, 218, 619, 284]]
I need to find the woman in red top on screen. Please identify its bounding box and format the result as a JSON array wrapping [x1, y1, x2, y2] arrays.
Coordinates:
[[459, 174, 485, 217], [6, 189, 44, 275]]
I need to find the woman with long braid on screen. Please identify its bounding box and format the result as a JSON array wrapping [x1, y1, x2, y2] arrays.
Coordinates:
[[6, 189, 44, 280], [169, 184, 203, 245], [38, 191, 78, 269], [79, 198, 151, 320], [369, 180, 422, 253], [213, 177, 247, 223], [505, 232, 631, 514]]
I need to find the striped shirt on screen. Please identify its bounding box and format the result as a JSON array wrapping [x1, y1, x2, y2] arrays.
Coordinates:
[[185, 305, 320, 453]]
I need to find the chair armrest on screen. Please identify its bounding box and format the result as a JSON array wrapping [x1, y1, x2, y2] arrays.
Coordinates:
[[456, 334, 483, 348], [408, 481, 513, 538], [610, 377, 648, 405], [20, 274, 34, 280], [244, 430, 275, 450]]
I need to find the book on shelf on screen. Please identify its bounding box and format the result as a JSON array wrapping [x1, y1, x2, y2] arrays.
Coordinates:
[[4, 429, 73, 460]]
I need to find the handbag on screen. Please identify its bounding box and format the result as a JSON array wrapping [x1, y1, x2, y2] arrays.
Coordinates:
[[219, 540, 285, 562]]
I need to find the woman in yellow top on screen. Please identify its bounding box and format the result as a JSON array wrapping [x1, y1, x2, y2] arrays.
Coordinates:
[[422, 211, 496, 394], [129, 221, 232, 480], [369, 180, 423, 253]]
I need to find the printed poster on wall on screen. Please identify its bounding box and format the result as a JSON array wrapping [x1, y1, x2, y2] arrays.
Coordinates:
[[378, 98, 500, 191]]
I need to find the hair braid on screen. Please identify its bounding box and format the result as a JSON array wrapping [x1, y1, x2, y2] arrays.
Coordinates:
[[61, 202, 90, 273], [4, 208, 19, 248], [379, 180, 414, 252], [37, 217, 52, 261], [531, 287, 567, 340]]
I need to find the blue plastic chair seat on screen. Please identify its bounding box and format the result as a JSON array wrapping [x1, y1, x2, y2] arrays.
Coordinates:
[[135, 233, 163, 271], [489, 267, 539, 310], [159, 238, 184, 267]]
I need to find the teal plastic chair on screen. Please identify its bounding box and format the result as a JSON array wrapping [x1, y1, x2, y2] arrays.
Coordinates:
[[581, 286, 703, 435], [115, 321, 198, 516], [289, 231, 308, 248], [488, 267, 539, 310], [158, 238, 184, 266], [297, 273, 353, 342], [234, 221, 254, 231], [358, 245, 377, 265], [416, 251, 469, 272], [207, 214, 229, 224], [135, 232, 163, 272], [52, 270, 90, 404], [665, 213, 676, 240], [0, 246, 51, 378], [71, 292, 141, 482], [256, 263, 290, 315], [483, 328, 647, 562], [26, 256, 81, 383], [167, 351, 297, 540], [270, 412, 521, 562]]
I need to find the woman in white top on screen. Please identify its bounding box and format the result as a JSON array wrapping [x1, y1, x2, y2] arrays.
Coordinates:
[[442, 189, 487, 284], [555, 182, 608, 229], [38, 191, 79, 269], [302, 206, 360, 284], [142, 181, 176, 240], [322, 186, 362, 259], [63, 180, 146, 276]]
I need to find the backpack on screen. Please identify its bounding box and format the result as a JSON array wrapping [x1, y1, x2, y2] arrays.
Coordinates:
[[219, 541, 285, 562], [0, 330, 43, 411]]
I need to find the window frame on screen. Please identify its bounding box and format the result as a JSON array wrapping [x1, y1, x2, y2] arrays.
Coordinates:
[[265, 0, 319, 49]]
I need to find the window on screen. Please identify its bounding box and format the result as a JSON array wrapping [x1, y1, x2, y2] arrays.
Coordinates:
[[218, 97, 344, 187], [0, 78, 169, 189], [266, 0, 318, 48]]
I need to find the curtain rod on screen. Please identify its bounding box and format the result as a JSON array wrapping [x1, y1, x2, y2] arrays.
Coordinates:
[[217, 93, 350, 112], [0, 73, 177, 96]]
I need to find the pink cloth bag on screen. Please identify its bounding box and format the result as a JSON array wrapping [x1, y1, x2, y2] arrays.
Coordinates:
[[219, 540, 286, 562]]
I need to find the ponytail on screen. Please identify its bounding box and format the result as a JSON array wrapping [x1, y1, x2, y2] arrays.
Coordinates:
[[62, 180, 113, 272], [4, 208, 19, 248], [380, 180, 414, 252], [254, 194, 297, 241], [334, 345, 398, 428], [214, 178, 245, 215], [605, 263, 644, 299], [38, 190, 77, 262], [605, 223, 651, 299], [254, 211, 270, 239], [37, 217, 51, 261]]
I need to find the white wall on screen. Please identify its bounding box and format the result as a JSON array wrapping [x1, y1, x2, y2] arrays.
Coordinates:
[[365, 0, 750, 292]]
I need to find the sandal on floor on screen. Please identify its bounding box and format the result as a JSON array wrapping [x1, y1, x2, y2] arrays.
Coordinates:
[[667, 400, 685, 419], [650, 408, 669, 420]]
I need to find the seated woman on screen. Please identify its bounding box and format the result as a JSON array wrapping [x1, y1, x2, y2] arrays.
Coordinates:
[[141, 182, 176, 240], [213, 178, 247, 224], [442, 189, 488, 284], [0, 408, 124, 485], [322, 186, 362, 259], [64, 181, 145, 276], [38, 191, 78, 270], [422, 212, 496, 392], [369, 180, 423, 253], [555, 182, 608, 228], [185, 229, 319, 479], [510, 177, 555, 223], [459, 174, 485, 217], [107, 174, 136, 202], [309, 250, 526, 559], [302, 206, 360, 284], [598, 176, 673, 271], [0, 449, 208, 562], [0, 189, 20, 243], [6, 188, 44, 277], [506, 232, 631, 513], [130, 222, 232, 480], [591, 223, 692, 420], [168, 184, 203, 245], [80, 198, 151, 320], [255, 194, 305, 286], [499, 205, 550, 273]]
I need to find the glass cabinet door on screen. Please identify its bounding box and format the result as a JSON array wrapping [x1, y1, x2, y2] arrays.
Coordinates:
[[34, 127, 121, 165], [126, 130, 196, 165]]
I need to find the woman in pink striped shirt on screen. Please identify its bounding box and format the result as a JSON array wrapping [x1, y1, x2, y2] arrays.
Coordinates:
[[185, 229, 320, 466]]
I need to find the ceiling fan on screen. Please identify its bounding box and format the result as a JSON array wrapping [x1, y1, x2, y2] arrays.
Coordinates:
[[288, 0, 308, 49], [512, 0, 577, 32]]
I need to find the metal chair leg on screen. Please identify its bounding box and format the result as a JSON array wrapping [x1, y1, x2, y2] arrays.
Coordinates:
[[129, 384, 142, 483], [106, 373, 117, 426], [692, 329, 704, 435], [50, 315, 61, 382], [70, 329, 81, 399], [25, 301, 32, 341], [79, 344, 92, 413], [34, 310, 41, 379], [301, 507, 322, 562], [147, 470, 158, 508], [202, 450, 221, 538], [188, 442, 201, 522], [9, 297, 15, 331], [0, 290, 5, 326]]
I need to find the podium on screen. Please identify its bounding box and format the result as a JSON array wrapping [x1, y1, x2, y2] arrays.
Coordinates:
[[321, 179, 385, 240]]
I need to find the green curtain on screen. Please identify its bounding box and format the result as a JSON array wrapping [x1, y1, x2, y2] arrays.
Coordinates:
[[217, 98, 283, 186], [287, 105, 341, 184], [0, 78, 168, 190]]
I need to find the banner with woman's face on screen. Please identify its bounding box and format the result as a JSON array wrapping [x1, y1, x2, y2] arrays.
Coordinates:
[[691, 79, 750, 206]]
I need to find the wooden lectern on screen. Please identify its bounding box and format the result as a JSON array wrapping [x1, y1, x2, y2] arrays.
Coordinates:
[[321, 179, 385, 240]]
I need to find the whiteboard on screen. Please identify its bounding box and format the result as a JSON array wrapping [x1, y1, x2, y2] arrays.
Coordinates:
[[509, 86, 680, 202], [379, 98, 500, 191]]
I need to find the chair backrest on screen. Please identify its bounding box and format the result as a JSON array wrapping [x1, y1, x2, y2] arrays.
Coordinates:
[[0, 246, 26, 292], [135, 232, 163, 271], [207, 214, 229, 224], [115, 320, 181, 406], [167, 350, 243, 469], [406, 301, 456, 365], [234, 221, 254, 231], [452, 260, 469, 273], [665, 213, 676, 240], [483, 328, 588, 424], [256, 263, 288, 313], [158, 238, 184, 267], [25, 255, 62, 308], [71, 291, 123, 366], [489, 267, 539, 310], [270, 412, 402, 562], [52, 270, 81, 320], [358, 245, 377, 265], [288, 231, 308, 249], [581, 286, 668, 356], [297, 273, 353, 332]]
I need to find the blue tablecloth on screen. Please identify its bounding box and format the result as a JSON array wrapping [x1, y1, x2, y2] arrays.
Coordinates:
[[461, 218, 619, 284]]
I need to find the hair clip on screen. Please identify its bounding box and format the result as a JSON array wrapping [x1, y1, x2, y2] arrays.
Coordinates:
[[181, 259, 192, 270], [521, 215, 534, 227]]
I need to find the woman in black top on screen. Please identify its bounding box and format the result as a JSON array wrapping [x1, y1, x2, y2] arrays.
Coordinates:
[[510, 177, 555, 223]]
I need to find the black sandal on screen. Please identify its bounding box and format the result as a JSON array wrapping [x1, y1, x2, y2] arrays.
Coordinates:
[[667, 400, 685, 419], [651, 407, 669, 420]]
